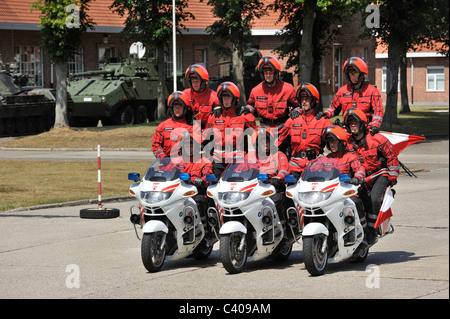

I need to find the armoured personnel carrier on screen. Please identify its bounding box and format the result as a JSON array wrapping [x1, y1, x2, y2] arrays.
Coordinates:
[[67, 43, 179, 126], [0, 65, 56, 136]]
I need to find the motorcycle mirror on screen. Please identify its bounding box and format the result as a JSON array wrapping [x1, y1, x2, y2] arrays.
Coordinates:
[[284, 174, 297, 184], [206, 174, 217, 182], [128, 172, 140, 182], [339, 173, 351, 182], [257, 173, 269, 181], [180, 173, 191, 181]]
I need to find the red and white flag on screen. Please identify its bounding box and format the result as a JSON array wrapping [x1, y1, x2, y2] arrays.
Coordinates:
[[374, 187, 395, 229], [380, 131, 426, 155]]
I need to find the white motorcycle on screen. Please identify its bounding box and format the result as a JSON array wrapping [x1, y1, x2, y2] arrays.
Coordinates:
[[128, 158, 217, 272], [207, 161, 300, 274], [285, 156, 394, 276]]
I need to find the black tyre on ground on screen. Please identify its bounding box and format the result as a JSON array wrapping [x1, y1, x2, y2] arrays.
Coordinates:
[[79, 208, 120, 219]]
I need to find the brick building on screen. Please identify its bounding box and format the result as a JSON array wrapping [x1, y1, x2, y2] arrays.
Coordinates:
[[375, 43, 448, 106], [1, 0, 447, 107]]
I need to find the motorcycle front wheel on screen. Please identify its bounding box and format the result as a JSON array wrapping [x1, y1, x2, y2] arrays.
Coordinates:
[[141, 232, 166, 272], [220, 232, 247, 274], [303, 235, 328, 276]]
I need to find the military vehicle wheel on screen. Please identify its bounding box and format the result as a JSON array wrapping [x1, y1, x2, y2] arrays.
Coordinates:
[[36, 117, 47, 132], [147, 104, 157, 122], [119, 105, 134, 125], [135, 105, 147, 124], [26, 117, 37, 133], [15, 118, 26, 135], [0, 119, 4, 135], [4, 119, 15, 135]]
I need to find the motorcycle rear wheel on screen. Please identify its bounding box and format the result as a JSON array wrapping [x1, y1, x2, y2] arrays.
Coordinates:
[[220, 233, 247, 274], [303, 235, 328, 276], [141, 232, 166, 272]]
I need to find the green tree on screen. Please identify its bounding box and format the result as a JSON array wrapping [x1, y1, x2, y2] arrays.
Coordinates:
[[202, 0, 267, 104], [361, 0, 449, 127], [110, 0, 193, 119], [271, 0, 364, 102], [30, 0, 95, 129]]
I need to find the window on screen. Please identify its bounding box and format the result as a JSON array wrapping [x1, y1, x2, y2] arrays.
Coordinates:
[[426, 66, 445, 92], [382, 67, 400, 93], [350, 47, 368, 61], [14, 46, 43, 87], [68, 50, 84, 75], [194, 48, 206, 67], [98, 47, 114, 69], [166, 48, 183, 78]]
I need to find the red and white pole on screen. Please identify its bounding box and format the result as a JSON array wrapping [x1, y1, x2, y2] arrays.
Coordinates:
[[97, 144, 103, 210]]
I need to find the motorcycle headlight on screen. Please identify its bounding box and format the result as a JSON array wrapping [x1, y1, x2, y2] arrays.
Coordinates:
[[298, 191, 332, 205], [218, 192, 250, 205], [140, 191, 172, 204]]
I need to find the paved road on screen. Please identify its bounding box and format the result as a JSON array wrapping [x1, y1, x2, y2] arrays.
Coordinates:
[[0, 139, 448, 301]]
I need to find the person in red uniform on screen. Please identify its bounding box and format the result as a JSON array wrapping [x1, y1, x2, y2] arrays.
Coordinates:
[[152, 91, 193, 162], [318, 57, 384, 136], [280, 83, 333, 178], [343, 109, 399, 245], [243, 55, 296, 146], [168, 131, 214, 227], [321, 125, 366, 229], [183, 64, 219, 129], [203, 82, 256, 178], [245, 127, 290, 228]]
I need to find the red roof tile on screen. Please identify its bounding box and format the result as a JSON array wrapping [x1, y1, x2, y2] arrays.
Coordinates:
[[0, 0, 282, 31]]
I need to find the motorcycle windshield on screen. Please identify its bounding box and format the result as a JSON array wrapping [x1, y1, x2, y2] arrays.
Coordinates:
[[302, 157, 341, 182], [144, 158, 181, 182], [221, 161, 260, 182]]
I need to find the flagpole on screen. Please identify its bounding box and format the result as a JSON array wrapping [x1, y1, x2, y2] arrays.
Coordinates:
[[172, 0, 177, 92]]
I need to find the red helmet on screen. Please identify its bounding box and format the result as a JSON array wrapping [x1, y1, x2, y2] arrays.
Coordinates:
[[322, 125, 349, 152], [251, 126, 276, 156], [185, 64, 209, 92], [257, 55, 281, 80], [167, 91, 190, 117], [343, 108, 368, 133], [296, 83, 320, 110], [343, 57, 367, 84], [217, 81, 240, 109]]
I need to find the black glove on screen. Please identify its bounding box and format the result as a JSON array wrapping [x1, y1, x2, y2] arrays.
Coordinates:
[[161, 156, 171, 166], [193, 178, 205, 187], [348, 177, 361, 186], [290, 107, 302, 119], [316, 111, 329, 120], [370, 126, 380, 136], [212, 106, 222, 118], [238, 106, 252, 115], [388, 179, 397, 187], [270, 177, 284, 188]]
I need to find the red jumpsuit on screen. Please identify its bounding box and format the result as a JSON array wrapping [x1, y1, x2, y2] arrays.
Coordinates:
[[247, 80, 296, 145], [280, 112, 332, 174], [350, 132, 398, 229], [203, 106, 256, 163], [324, 82, 384, 129], [351, 133, 399, 186], [326, 150, 366, 184], [171, 156, 213, 186], [152, 117, 192, 160], [183, 87, 219, 128], [244, 150, 290, 181]]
